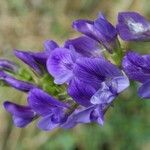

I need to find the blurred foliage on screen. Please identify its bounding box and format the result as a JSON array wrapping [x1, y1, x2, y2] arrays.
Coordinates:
[[0, 0, 150, 150]]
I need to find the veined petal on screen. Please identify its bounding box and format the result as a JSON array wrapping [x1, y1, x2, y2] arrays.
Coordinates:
[[28, 88, 67, 116], [117, 12, 150, 41], [74, 57, 121, 85], [47, 48, 75, 84], [138, 80, 150, 99], [64, 36, 101, 57], [68, 78, 97, 107]]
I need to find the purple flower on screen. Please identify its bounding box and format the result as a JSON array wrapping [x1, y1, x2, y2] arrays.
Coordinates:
[[0, 59, 19, 72], [28, 88, 68, 131], [3, 101, 35, 127], [64, 36, 102, 57], [0, 70, 36, 92], [122, 51, 150, 99], [14, 40, 58, 75], [72, 13, 117, 52], [65, 57, 129, 127], [117, 12, 150, 41], [47, 36, 105, 85]]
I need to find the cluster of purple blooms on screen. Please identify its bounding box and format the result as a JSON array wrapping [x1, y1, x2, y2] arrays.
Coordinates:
[[1, 11, 150, 131]]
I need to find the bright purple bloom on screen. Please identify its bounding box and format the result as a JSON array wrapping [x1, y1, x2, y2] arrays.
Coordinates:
[[3, 101, 35, 127], [28, 88, 68, 131], [117, 12, 150, 41], [65, 57, 129, 127], [64, 36, 102, 57], [69, 67, 129, 107], [72, 13, 117, 52], [122, 51, 150, 99], [0, 70, 36, 92], [0, 59, 19, 72], [47, 36, 104, 85]]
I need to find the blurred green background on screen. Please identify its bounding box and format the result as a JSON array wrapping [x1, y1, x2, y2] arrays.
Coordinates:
[[0, 0, 150, 150]]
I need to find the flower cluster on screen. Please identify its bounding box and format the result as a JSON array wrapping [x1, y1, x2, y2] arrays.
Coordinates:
[[1, 11, 150, 131]]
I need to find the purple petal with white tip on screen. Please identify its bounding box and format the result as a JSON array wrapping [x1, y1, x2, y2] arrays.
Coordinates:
[[117, 12, 150, 41]]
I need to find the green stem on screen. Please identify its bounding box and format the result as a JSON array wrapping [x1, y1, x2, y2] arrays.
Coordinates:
[[111, 39, 124, 67]]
